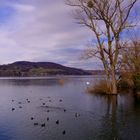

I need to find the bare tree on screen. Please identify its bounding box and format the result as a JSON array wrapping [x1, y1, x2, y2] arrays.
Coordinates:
[[66, 0, 138, 94]]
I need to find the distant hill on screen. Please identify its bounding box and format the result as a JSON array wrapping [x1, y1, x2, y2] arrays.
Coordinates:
[[0, 61, 91, 77]]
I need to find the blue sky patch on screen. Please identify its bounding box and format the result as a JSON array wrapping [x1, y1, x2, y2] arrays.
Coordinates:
[[0, 6, 15, 24]]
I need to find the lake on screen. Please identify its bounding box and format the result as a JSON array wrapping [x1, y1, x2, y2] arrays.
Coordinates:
[[0, 76, 140, 140]]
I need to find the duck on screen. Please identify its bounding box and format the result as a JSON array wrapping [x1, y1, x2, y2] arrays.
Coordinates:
[[30, 117, 34, 120], [41, 123, 45, 127], [56, 120, 59, 124], [34, 123, 38, 126], [59, 99, 62, 102], [75, 113, 80, 117], [12, 108, 15, 111], [62, 130, 66, 135], [42, 103, 45, 105]]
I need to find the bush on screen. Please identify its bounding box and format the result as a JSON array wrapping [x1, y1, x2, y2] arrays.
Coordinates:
[[118, 78, 133, 90], [117, 72, 140, 92], [132, 73, 140, 91], [87, 80, 111, 95], [117, 72, 133, 91]]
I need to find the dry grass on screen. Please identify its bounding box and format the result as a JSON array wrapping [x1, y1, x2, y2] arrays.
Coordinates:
[[87, 80, 111, 95]]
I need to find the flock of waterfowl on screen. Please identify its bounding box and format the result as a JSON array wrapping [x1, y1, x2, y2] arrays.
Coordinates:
[[11, 96, 80, 136]]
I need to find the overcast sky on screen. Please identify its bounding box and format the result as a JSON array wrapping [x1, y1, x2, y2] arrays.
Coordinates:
[[0, 0, 139, 70]]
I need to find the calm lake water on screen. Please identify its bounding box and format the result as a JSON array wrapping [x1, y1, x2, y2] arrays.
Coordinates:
[[0, 76, 140, 140]]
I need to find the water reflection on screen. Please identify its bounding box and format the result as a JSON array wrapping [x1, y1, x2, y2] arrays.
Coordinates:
[[96, 93, 140, 140], [97, 95, 118, 140], [134, 93, 140, 107]]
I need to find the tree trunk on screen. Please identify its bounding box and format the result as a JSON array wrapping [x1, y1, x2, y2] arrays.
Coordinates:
[[106, 76, 112, 94]]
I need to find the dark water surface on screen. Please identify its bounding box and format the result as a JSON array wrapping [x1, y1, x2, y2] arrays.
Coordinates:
[[0, 76, 140, 140]]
